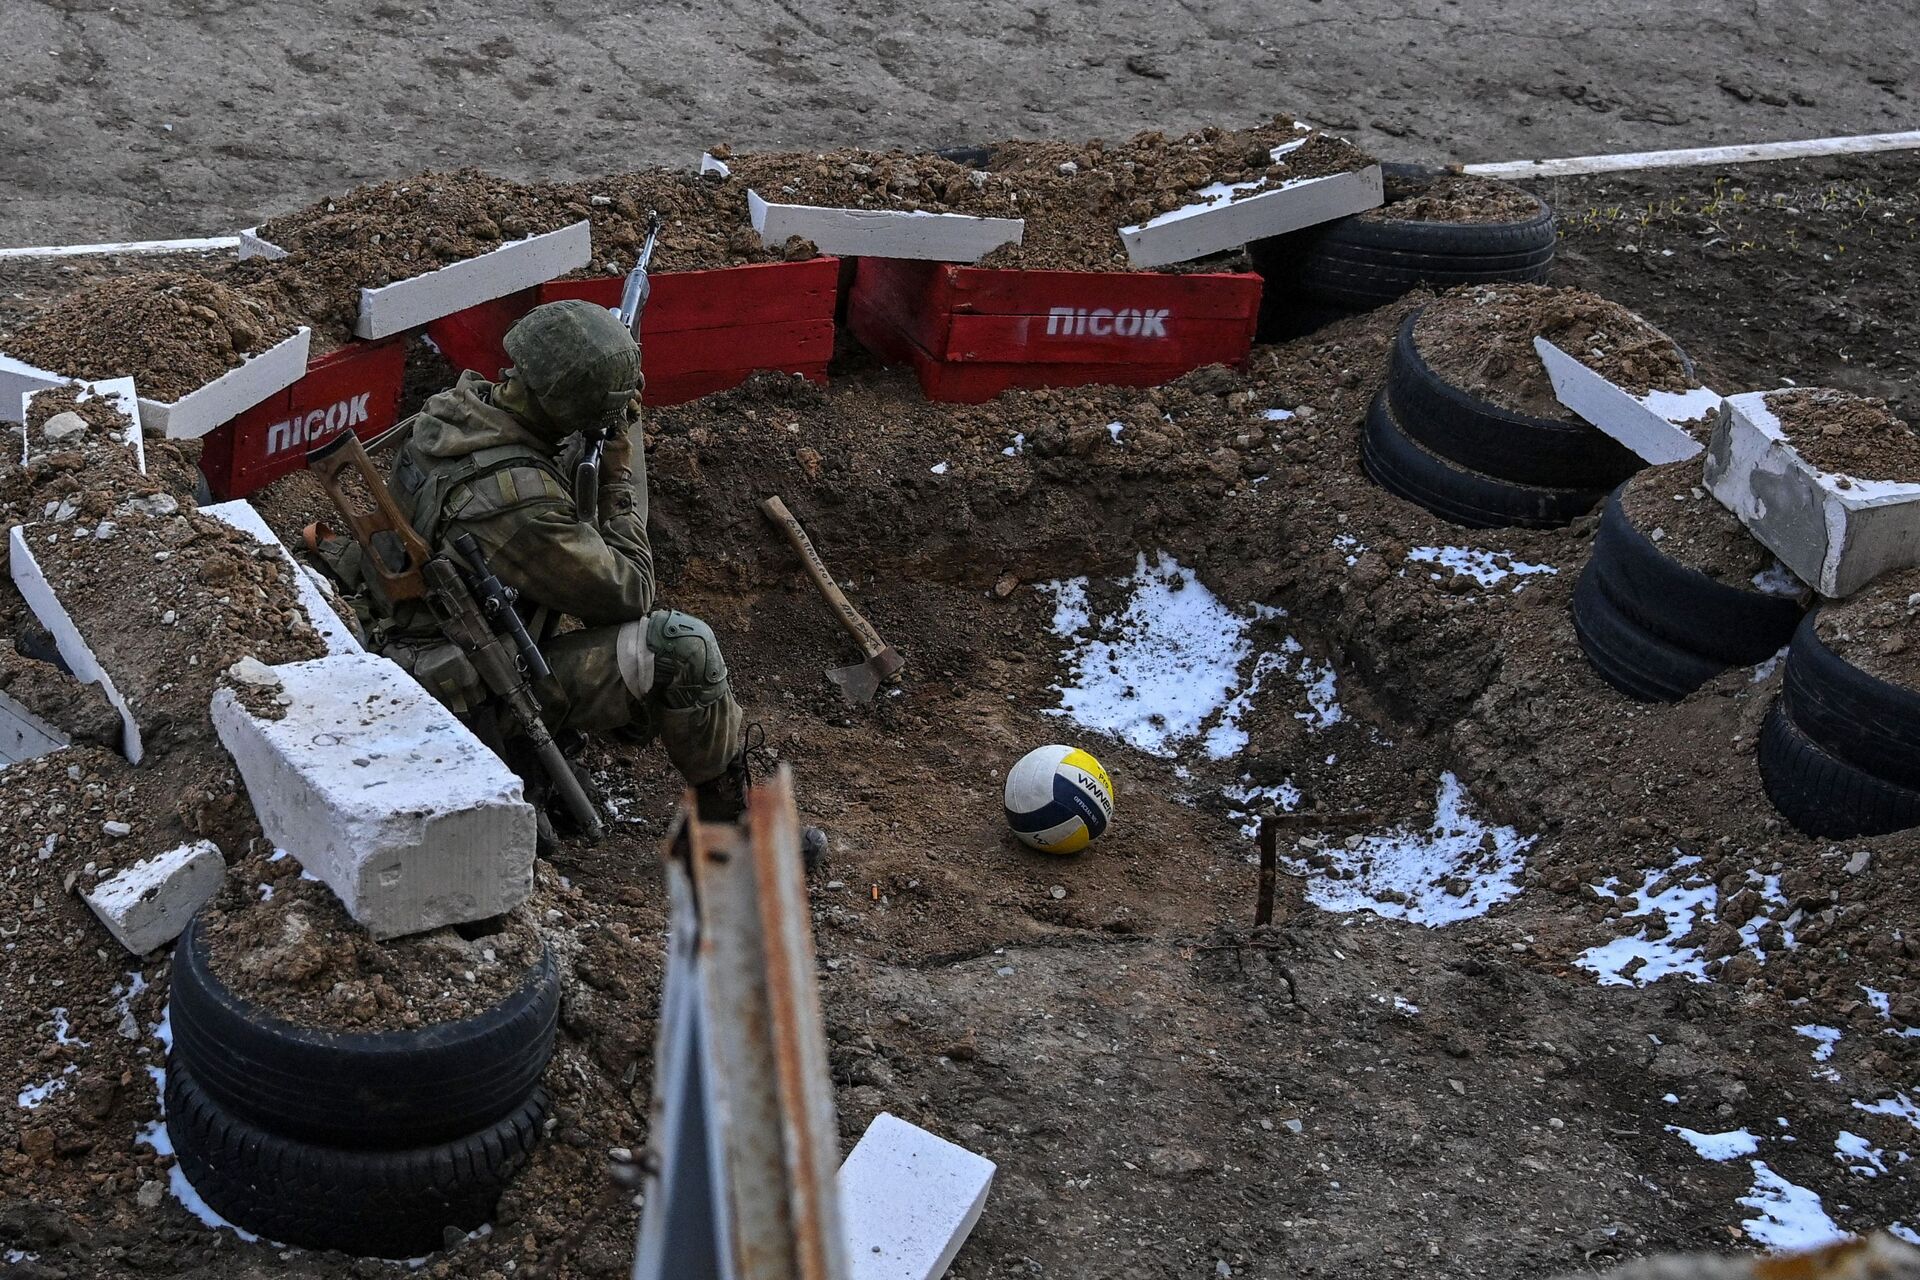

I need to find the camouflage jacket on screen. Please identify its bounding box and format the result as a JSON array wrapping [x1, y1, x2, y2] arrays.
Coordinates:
[[378, 371, 654, 642]]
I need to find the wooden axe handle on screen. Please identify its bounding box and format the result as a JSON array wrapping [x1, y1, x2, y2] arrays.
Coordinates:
[[759, 496, 890, 661]]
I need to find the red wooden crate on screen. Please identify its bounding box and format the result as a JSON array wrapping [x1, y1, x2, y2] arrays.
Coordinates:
[[846, 258, 1262, 403], [199, 337, 409, 499], [423, 259, 839, 406]]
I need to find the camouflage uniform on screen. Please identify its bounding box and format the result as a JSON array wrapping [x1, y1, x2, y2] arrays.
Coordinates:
[[372, 301, 741, 790]]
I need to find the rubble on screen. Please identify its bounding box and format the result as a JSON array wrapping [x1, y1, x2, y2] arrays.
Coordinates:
[[82, 840, 227, 956]]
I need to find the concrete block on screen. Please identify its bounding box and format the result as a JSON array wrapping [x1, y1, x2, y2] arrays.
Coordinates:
[[210, 652, 536, 939], [82, 840, 225, 955], [747, 190, 1024, 263], [140, 328, 312, 441], [1704, 390, 1920, 598], [21, 377, 146, 472], [199, 499, 363, 656], [1121, 160, 1384, 269], [352, 221, 591, 339], [839, 1112, 995, 1280], [8, 525, 143, 762], [0, 688, 68, 766], [1535, 338, 1714, 465]]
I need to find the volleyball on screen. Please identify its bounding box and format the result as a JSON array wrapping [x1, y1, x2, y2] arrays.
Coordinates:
[[1003, 745, 1116, 855]]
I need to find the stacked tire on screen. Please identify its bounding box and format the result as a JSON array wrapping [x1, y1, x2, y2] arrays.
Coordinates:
[[1251, 166, 1556, 338], [1362, 310, 1644, 528], [1572, 488, 1807, 702], [165, 918, 559, 1257], [1760, 613, 1920, 837]]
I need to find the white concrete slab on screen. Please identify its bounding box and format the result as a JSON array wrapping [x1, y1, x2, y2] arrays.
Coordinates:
[[210, 652, 536, 939], [748, 191, 1024, 263], [1466, 130, 1920, 180], [21, 378, 146, 472], [7, 525, 143, 763], [1705, 390, 1920, 598], [1121, 162, 1384, 269], [0, 236, 242, 260], [352, 220, 591, 339], [839, 1112, 995, 1280], [199, 500, 363, 656], [1535, 338, 1712, 465], [83, 840, 225, 955], [140, 327, 311, 441], [0, 689, 68, 767]]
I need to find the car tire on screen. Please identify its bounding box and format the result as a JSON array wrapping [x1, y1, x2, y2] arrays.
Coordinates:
[[1780, 611, 1920, 791], [1586, 488, 1807, 666], [1385, 312, 1646, 491], [1757, 699, 1920, 838], [168, 917, 559, 1149], [165, 1062, 548, 1259], [1571, 569, 1728, 703], [1361, 390, 1606, 529]]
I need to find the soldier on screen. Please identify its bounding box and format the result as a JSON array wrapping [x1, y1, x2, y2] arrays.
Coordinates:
[[362, 299, 767, 834]]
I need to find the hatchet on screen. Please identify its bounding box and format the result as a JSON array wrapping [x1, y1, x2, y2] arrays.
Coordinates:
[[759, 495, 905, 704]]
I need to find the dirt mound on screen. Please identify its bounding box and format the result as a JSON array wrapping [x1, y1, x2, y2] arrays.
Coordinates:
[[1817, 565, 1920, 691], [1618, 462, 1789, 586], [0, 273, 294, 401], [724, 119, 1374, 271], [1359, 173, 1542, 224], [1769, 387, 1920, 483], [1414, 283, 1698, 419], [199, 858, 547, 1032], [545, 169, 817, 275], [242, 169, 581, 345]]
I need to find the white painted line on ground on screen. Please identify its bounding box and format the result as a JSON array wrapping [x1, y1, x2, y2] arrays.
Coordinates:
[[0, 237, 241, 260], [1466, 130, 1920, 179]]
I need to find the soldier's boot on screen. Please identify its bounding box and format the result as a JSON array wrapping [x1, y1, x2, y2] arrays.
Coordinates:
[[694, 725, 827, 872]]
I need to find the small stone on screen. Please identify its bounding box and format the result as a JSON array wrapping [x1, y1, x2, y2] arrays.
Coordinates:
[[225, 656, 283, 689], [102, 821, 132, 838], [136, 1179, 164, 1209], [40, 411, 89, 444], [1447, 1078, 1466, 1096], [1649, 527, 1667, 543], [118, 493, 180, 519], [161, 610, 177, 626], [1548, 1117, 1565, 1130], [1049, 885, 1067, 900], [1844, 850, 1871, 876], [1281, 1118, 1303, 1134]]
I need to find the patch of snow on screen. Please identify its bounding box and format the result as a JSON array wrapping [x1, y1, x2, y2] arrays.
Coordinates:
[[1892, 1223, 1919, 1246], [1737, 1161, 1848, 1252], [929, 461, 949, 475], [136, 1005, 266, 1244], [1794, 1024, 1842, 1062], [1392, 996, 1420, 1015], [1834, 1131, 1888, 1176], [1003, 432, 1025, 457], [1736, 871, 1797, 959], [1222, 774, 1302, 838], [1663, 1093, 1680, 1104], [1666, 1126, 1759, 1160], [1753, 561, 1805, 598], [1291, 773, 1532, 927], [1206, 652, 1285, 760], [113, 970, 148, 1040], [257, 883, 274, 901], [49, 1007, 85, 1047], [1107, 421, 1125, 442], [1332, 534, 1364, 567], [1405, 546, 1558, 591], [1861, 985, 1920, 1038], [1042, 577, 1091, 637], [1752, 646, 1789, 682], [1853, 1091, 1920, 1134], [18, 1064, 76, 1109], [1264, 408, 1294, 422], [1575, 855, 1716, 987], [1294, 656, 1344, 730]]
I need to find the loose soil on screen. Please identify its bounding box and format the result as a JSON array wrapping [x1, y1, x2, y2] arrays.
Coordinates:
[[726, 119, 1374, 271], [1359, 173, 1543, 224], [0, 273, 294, 402], [1415, 283, 1697, 419], [198, 858, 548, 1033], [1767, 388, 1920, 484], [1618, 462, 1791, 587], [5, 157, 1920, 1280], [544, 170, 816, 275], [240, 169, 581, 346], [1816, 566, 1920, 693]]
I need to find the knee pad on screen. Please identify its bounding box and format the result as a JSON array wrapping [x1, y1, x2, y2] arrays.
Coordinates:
[[646, 610, 731, 709]]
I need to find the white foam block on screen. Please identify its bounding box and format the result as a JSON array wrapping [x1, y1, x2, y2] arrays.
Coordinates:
[[0, 689, 68, 766], [199, 500, 363, 656], [211, 652, 536, 939], [0, 353, 67, 421], [839, 1113, 995, 1280], [7, 525, 143, 763], [140, 327, 312, 441], [1535, 338, 1712, 465], [1121, 163, 1384, 269], [236, 227, 288, 261], [748, 191, 1024, 263], [699, 152, 733, 177], [83, 840, 226, 955], [352, 221, 591, 339], [1705, 390, 1920, 599], [21, 378, 146, 472]]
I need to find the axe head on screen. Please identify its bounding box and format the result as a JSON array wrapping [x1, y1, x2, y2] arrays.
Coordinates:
[[826, 646, 906, 705]]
